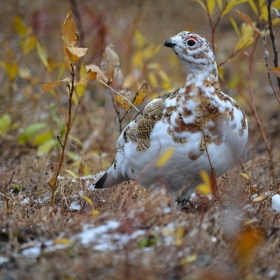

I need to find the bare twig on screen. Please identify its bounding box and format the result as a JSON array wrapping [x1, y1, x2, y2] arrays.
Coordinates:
[[267, 0, 280, 89], [0, 170, 15, 214], [262, 28, 280, 103], [204, 0, 228, 53], [246, 37, 274, 176], [50, 64, 76, 206]]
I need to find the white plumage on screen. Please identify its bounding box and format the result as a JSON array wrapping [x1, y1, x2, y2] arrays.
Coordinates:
[[94, 31, 248, 205]]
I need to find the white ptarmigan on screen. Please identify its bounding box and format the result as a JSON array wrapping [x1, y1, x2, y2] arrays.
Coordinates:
[[94, 31, 248, 206]]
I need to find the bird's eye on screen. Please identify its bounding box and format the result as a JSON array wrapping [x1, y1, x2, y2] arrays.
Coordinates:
[[187, 40, 196, 46]]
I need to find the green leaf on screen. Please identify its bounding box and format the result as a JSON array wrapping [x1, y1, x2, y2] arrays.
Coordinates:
[[0, 114, 11, 135], [33, 130, 53, 146], [37, 139, 57, 155], [18, 123, 47, 145], [138, 238, 148, 249]]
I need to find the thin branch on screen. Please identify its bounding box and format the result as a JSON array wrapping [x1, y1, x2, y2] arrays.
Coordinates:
[[246, 37, 274, 175], [267, 0, 280, 89], [262, 28, 280, 103], [50, 64, 76, 206]]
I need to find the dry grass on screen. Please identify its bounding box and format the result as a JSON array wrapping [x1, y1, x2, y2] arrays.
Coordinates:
[[0, 0, 280, 279]]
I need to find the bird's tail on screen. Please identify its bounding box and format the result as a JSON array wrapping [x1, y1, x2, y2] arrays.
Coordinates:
[[93, 165, 128, 189]]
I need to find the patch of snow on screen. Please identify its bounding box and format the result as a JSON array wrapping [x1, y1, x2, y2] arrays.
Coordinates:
[[0, 257, 9, 265], [268, 269, 277, 277], [22, 198, 30, 205], [21, 220, 146, 258], [163, 206, 171, 213], [251, 193, 258, 199], [70, 201, 81, 211], [211, 237, 217, 243], [272, 194, 280, 212]]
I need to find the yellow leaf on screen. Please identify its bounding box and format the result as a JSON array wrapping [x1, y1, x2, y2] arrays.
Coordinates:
[[92, 210, 100, 217], [21, 35, 36, 55], [133, 82, 148, 105], [156, 147, 175, 168], [115, 89, 131, 111], [235, 226, 263, 269], [252, 194, 266, 202], [75, 84, 85, 98], [41, 78, 71, 92], [248, 0, 258, 15], [148, 72, 158, 88], [133, 50, 143, 70], [86, 64, 108, 84], [3, 62, 18, 80], [270, 67, 280, 78], [197, 170, 211, 195], [180, 254, 198, 265], [53, 238, 72, 245], [61, 10, 79, 47], [147, 63, 162, 70], [134, 31, 145, 48], [80, 194, 93, 206], [175, 228, 184, 246], [229, 16, 241, 38], [192, 0, 206, 10], [207, 0, 216, 15], [216, 0, 223, 9], [14, 15, 28, 37], [101, 43, 121, 81], [66, 47, 88, 63], [36, 42, 49, 70], [62, 44, 72, 69], [65, 169, 79, 179], [143, 44, 161, 60], [123, 74, 136, 88], [235, 10, 261, 36], [239, 172, 249, 179]]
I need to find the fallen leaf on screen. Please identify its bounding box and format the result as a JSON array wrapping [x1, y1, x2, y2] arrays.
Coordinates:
[[235, 226, 263, 269], [61, 10, 79, 47], [66, 47, 88, 63], [65, 169, 79, 179], [156, 147, 175, 168], [80, 194, 93, 206], [197, 170, 211, 195], [41, 78, 71, 92], [180, 254, 198, 265], [240, 172, 249, 180], [53, 238, 72, 245], [101, 43, 121, 81], [252, 194, 266, 202], [133, 82, 148, 105]]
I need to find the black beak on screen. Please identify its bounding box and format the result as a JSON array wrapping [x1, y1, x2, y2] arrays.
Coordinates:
[[164, 39, 176, 48]]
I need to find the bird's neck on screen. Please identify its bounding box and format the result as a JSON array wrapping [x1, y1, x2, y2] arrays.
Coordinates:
[[185, 62, 218, 87]]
